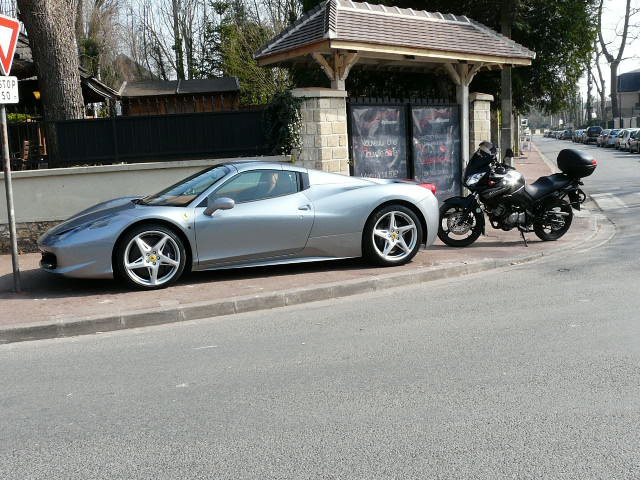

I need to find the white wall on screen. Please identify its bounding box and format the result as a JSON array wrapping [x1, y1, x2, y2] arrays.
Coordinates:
[[0, 157, 288, 224]]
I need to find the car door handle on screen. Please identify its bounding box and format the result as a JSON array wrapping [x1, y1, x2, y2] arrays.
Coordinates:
[[298, 205, 311, 211]]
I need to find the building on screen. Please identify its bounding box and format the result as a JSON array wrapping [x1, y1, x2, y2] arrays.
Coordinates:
[[617, 69, 640, 128], [118, 78, 241, 116]]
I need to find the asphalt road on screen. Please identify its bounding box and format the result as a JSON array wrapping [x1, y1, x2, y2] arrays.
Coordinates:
[[1, 138, 639, 479]]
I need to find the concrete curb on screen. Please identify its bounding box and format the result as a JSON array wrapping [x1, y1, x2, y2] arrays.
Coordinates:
[[0, 210, 616, 344]]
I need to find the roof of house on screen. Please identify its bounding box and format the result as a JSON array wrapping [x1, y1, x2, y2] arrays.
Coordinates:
[[12, 33, 119, 102], [618, 69, 640, 93], [255, 0, 535, 67], [119, 78, 241, 97]]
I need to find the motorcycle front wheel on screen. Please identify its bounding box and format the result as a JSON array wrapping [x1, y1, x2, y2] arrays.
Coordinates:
[[533, 198, 573, 241], [438, 204, 483, 247]]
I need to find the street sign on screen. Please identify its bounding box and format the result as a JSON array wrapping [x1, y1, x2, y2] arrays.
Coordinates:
[[0, 75, 18, 103], [0, 14, 21, 291], [0, 14, 19, 76]]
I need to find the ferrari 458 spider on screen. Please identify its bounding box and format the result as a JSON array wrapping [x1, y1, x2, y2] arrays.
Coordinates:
[[38, 161, 439, 289]]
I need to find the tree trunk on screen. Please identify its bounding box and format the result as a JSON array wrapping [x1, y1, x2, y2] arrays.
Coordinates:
[[586, 70, 593, 124], [74, 0, 84, 43], [17, 0, 85, 166], [500, 0, 516, 162], [610, 60, 620, 127], [172, 0, 185, 79]]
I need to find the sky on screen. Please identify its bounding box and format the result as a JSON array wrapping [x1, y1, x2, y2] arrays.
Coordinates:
[[581, 0, 640, 97]]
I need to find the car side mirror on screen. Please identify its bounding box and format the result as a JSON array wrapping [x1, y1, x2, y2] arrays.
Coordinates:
[[203, 197, 235, 216]]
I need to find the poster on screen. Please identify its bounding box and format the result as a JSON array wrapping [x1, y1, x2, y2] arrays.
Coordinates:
[[411, 106, 461, 198], [350, 106, 407, 179]]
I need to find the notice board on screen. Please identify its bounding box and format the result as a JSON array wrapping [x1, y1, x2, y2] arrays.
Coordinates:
[[349, 105, 408, 179]]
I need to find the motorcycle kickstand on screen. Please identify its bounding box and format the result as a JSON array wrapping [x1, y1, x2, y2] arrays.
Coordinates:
[[519, 229, 529, 247]]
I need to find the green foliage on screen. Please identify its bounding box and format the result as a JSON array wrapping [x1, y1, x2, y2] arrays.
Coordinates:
[[79, 37, 101, 77], [7, 113, 33, 123], [263, 91, 303, 155], [196, 0, 291, 105]]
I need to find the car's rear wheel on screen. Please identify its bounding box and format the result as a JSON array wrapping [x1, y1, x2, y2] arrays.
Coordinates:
[[363, 205, 422, 266], [114, 224, 186, 290]]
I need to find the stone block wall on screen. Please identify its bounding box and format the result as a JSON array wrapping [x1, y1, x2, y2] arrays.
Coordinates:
[[291, 88, 349, 175], [469, 93, 494, 155], [0, 220, 60, 253]]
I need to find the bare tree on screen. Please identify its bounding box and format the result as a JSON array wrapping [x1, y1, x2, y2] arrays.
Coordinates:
[[585, 66, 593, 124], [597, 0, 639, 124], [124, 0, 297, 84], [75, 0, 121, 86], [591, 41, 608, 125]]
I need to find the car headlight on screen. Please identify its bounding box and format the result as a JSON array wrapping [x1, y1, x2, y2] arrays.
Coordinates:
[[465, 172, 485, 187], [55, 216, 112, 238]]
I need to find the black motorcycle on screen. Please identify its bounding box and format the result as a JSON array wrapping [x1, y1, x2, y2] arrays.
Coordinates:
[[438, 148, 597, 247]]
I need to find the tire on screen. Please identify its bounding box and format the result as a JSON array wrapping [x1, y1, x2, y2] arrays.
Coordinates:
[[438, 203, 483, 247], [362, 205, 422, 266], [533, 199, 573, 241], [114, 224, 186, 290]]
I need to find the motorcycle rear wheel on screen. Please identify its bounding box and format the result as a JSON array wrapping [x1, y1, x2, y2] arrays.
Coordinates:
[[533, 199, 573, 241], [438, 204, 483, 247]]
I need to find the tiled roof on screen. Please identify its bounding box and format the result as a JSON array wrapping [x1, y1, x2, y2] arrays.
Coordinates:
[[618, 70, 640, 93], [255, 0, 535, 63], [119, 78, 241, 97]]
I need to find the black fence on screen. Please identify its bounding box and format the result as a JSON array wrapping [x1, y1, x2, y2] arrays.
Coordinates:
[[7, 109, 271, 169]]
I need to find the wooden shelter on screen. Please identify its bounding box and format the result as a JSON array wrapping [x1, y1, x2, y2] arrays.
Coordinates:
[[255, 0, 535, 166], [119, 78, 241, 116]]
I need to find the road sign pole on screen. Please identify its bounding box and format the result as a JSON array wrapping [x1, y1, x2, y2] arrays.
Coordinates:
[[0, 14, 24, 293], [1, 103, 21, 292]]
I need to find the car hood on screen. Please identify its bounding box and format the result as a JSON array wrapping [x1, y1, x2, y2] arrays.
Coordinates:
[[45, 197, 139, 237]]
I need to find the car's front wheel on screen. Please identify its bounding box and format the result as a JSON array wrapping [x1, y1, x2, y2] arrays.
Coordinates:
[[114, 224, 186, 290], [363, 205, 422, 266]]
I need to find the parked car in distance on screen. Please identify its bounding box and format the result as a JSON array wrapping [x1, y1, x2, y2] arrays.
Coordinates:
[[597, 129, 611, 147], [560, 129, 572, 140], [628, 129, 640, 153], [572, 129, 584, 142], [605, 129, 620, 147], [618, 128, 639, 151], [38, 162, 440, 290], [585, 126, 603, 144]]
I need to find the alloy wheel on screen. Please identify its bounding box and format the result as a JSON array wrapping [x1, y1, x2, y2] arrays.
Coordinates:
[[371, 211, 418, 262], [123, 230, 182, 287]]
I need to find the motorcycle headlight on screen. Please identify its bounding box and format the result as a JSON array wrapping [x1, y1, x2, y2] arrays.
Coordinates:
[[503, 170, 523, 186], [465, 172, 485, 187]]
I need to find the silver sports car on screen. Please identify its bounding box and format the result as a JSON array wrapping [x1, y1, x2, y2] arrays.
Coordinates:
[[38, 161, 439, 290]]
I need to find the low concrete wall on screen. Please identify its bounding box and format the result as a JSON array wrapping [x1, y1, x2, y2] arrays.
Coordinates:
[[1, 156, 287, 252]]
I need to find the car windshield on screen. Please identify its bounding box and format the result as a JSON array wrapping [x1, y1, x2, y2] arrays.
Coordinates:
[[140, 165, 231, 207]]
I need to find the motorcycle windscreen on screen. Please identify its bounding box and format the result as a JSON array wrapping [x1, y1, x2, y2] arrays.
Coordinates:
[[411, 106, 461, 198]]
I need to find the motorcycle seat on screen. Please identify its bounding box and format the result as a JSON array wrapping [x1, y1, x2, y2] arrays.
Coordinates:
[[525, 173, 571, 200]]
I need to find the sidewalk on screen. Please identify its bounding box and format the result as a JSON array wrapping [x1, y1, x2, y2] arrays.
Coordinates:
[[0, 145, 614, 343]]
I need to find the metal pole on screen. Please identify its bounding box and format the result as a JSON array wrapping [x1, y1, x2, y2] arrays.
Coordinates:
[[1, 103, 21, 292]]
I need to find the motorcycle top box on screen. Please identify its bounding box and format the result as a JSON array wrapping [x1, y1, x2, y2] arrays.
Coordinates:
[[557, 149, 597, 178]]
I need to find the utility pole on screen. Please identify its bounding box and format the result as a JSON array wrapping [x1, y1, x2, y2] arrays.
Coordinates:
[[500, 0, 517, 164]]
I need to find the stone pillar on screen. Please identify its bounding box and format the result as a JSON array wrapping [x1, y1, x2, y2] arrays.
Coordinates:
[[291, 88, 349, 175], [469, 92, 494, 156]]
